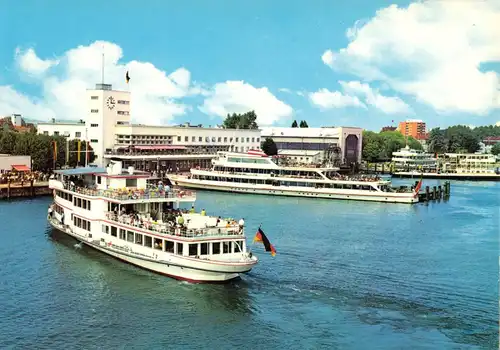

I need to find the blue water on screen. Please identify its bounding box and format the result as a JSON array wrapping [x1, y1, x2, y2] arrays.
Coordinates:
[[0, 179, 498, 349]]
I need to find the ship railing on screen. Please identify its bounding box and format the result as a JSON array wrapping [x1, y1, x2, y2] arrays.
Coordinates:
[[72, 186, 196, 201], [105, 212, 243, 238]]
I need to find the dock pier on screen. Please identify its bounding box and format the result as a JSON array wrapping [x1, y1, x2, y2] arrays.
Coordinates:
[[0, 181, 52, 200], [417, 181, 451, 202]]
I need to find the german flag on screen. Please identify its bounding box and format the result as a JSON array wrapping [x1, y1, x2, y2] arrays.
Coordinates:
[[126, 71, 130, 84], [253, 228, 276, 256], [413, 174, 423, 198]]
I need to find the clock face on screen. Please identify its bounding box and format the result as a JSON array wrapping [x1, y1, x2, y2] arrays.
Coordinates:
[[106, 96, 116, 110]]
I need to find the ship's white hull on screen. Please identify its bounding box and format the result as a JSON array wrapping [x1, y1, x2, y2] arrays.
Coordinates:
[[48, 217, 256, 283], [169, 177, 418, 204]]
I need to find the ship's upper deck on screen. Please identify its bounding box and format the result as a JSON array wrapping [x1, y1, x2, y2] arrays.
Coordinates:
[[50, 161, 196, 203]]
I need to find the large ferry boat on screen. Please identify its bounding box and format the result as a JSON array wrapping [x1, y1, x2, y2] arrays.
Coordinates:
[[169, 151, 420, 204], [47, 160, 258, 282]]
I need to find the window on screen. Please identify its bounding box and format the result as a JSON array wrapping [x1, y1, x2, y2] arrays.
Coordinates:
[[54, 131, 59, 136], [91, 96, 98, 100], [90, 123, 98, 127], [117, 111, 129, 115], [235, 137, 239, 142], [144, 235, 152, 248], [234, 241, 243, 253], [91, 109, 99, 113], [198, 137, 202, 142], [189, 244, 198, 256], [223, 241, 232, 253], [90, 139, 98, 143], [102, 225, 109, 234], [154, 238, 163, 250], [256, 138, 260, 143], [212, 242, 220, 254], [127, 231, 134, 243], [177, 136, 181, 141], [111, 226, 117, 237], [73, 216, 91, 231], [118, 100, 129, 104], [119, 229, 126, 240], [246, 137, 250, 142], [185, 136, 188, 142], [97, 176, 101, 184], [192, 136, 196, 142], [217, 137, 221, 142], [251, 137, 255, 142], [176, 242, 183, 255], [75, 132, 81, 138], [165, 240, 174, 253], [224, 137, 228, 142], [200, 243, 208, 255], [43, 131, 48, 135], [134, 234, 143, 245]]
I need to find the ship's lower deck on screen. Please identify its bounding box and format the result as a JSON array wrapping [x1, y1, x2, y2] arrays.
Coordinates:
[[47, 215, 257, 283]]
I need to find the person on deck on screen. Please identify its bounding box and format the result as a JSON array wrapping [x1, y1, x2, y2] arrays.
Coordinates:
[[238, 218, 245, 233], [189, 205, 195, 214], [201, 209, 206, 216]]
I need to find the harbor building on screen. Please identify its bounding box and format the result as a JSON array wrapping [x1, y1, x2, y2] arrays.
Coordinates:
[[37, 83, 261, 172], [260, 127, 363, 166], [0, 154, 31, 173]]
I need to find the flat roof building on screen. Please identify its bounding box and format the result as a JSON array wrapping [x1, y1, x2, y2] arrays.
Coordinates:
[[37, 83, 261, 172], [261, 126, 363, 166]]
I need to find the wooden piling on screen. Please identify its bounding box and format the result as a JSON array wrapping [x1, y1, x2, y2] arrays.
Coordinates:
[[7, 181, 10, 199], [432, 186, 437, 200], [438, 185, 442, 198], [30, 180, 34, 197], [425, 186, 430, 201]]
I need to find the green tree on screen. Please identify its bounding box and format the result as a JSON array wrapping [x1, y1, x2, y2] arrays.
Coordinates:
[[0, 131, 19, 154], [445, 125, 480, 153], [291, 120, 298, 128], [491, 143, 500, 156], [261, 137, 278, 156], [222, 111, 258, 129], [299, 120, 309, 128]]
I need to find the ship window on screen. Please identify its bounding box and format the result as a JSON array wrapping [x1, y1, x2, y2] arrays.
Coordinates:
[[200, 243, 208, 255], [126, 179, 137, 187], [111, 226, 117, 237], [234, 241, 242, 253], [119, 229, 126, 240], [189, 244, 198, 256], [212, 242, 220, 254], [223, 241, 231, 254], [165, 240, 174, 253], [135, 233, 143, 245], [102, 225, 109, 234], [154, 238, 163, 250], [127, 231, 134, 242], [144, 235, 152, 248], [176, 242, 183, 255]]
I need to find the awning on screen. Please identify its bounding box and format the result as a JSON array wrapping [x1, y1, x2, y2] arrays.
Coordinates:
[[12, 164, 30, 172], [132, 145, 187, 150]]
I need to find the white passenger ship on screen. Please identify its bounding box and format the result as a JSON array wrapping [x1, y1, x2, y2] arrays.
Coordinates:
[[47, 160, 258, 283], [169, 151, 420, 204]]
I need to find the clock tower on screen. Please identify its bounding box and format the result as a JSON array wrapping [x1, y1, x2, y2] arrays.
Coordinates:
[[86, 83, 131, 166]]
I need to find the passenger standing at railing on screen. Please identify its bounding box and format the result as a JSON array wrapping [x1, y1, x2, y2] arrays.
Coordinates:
[[238, 218, 245, 233], [201, 209, 206, 216]]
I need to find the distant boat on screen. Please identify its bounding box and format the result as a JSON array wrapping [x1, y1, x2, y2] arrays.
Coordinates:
[[169, 151, 420, 204]]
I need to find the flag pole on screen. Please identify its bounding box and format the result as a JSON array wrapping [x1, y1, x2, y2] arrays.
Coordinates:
[[101, 45, 105, 85]]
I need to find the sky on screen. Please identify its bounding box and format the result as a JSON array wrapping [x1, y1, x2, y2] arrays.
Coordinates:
[[0, 0, 499, 131]]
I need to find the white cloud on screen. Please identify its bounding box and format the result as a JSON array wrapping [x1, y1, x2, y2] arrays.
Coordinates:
[[339, 80, 412, 114], [308, 88, 365, 109], [321, 50, 334, 67], [2, 41, 196, 125], [323, 1, 500, 115], [199, 80, 293, 126], [15, 48, 59, 76]]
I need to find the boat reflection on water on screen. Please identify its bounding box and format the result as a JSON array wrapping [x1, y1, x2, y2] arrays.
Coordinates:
[[46, 227, 256, 317]]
